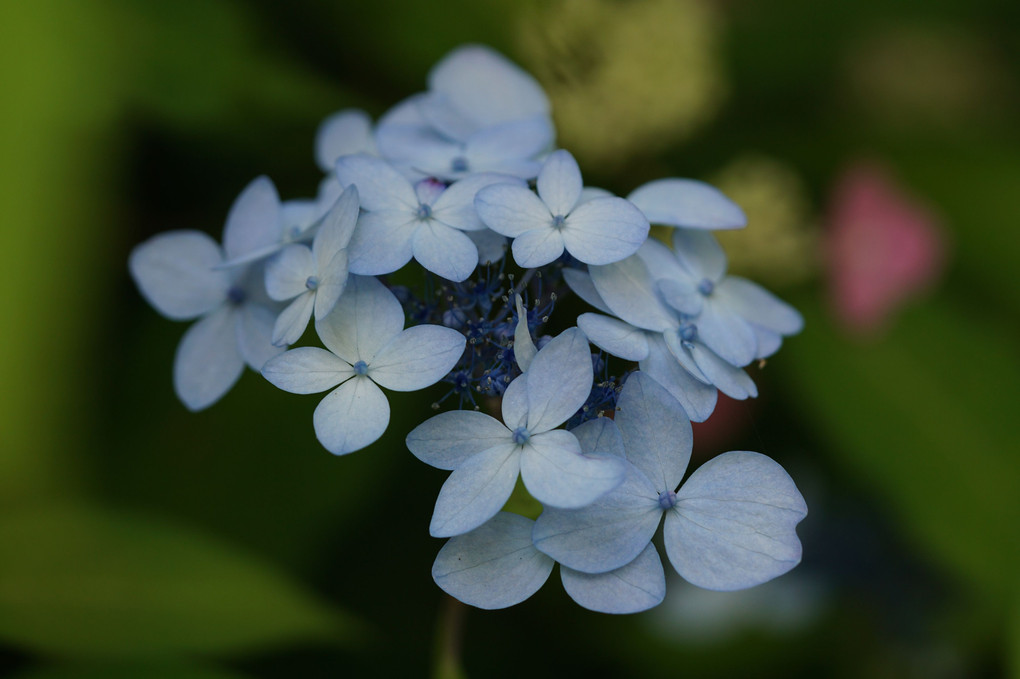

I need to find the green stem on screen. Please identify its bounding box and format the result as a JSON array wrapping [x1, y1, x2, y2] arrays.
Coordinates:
[[433, 594, 468, 679]]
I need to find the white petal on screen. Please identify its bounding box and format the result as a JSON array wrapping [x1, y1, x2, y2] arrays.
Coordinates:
[[657, 278, 703, 316], [346, 211, 418, 276], [616, 371, 693, 492], [511, 227, 565, 268], [315, 109, 375, 172], [513, 294, 538, 372], [639, 336, 718, 423], [715, 276, 804, 335], [312, 184, 360, 270], [501, 373, 528, 430], [334, 154, 417, 212], [412, 222, 479, 282], [671, 230, 727, 282], [628, 178, 746, 230], [173, 306, 243, 411], [271, 291, 315, 347], [690, 344, 758, 400], [265, 244, 315, 301], [665, 451, 808, 590], [222, 176, 281, 262], [662, 328, 710, 384], [696, 302, 759, 368], [313, 376, 389, 455], [521, 430, 626, 509], [368, 325, 465, 391], [570, 417, 625, 458], [577, 313, 649, 361], [312, 250, 349, 322], [430, 443, 521, 537], [636, 238, 695, 285], [374, 122, 459, 176], [754, 327, 783, 359], [532, 459, 660, 572], [315, 275, 405, 364], [524, 327, 593, 433], [129, 231, 229, 320], [261, 346, 352, 394], [428, 45, 550, 128], [432, 513, 553, 610], [466, 117, 553, 169], [589, 256, 677, 333], [467, 228, 507, 265], [474, 183, 551, 238], [561, 543, 666, 614], [407, 411, 511, 470], [431, 173, 526, 232], [562, 268, 612, 314], [417, 92, 478, 141], [561, 197, 649, 265], [537, 150, 582, 216], [235, 302, 285, 369]]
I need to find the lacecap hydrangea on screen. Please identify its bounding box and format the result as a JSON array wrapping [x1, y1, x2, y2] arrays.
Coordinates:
[[130, 45, 807, 614]]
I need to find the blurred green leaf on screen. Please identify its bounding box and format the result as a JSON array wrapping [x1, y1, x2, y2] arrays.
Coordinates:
[[785, 295, 1020, 600], [0, 505, 361, 658], [11, 661, 251, 679]]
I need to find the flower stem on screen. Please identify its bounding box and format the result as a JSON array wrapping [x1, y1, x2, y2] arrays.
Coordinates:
[[432, 594, 468, 679]]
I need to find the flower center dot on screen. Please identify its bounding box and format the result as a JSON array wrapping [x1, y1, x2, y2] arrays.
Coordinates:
[[287, 225, 303, 241], [658, 490, 677, 510], [551, 215, 566, 230], [450, 157, 469, 173], [352, 360, 369, 376], [697, 278, 715, 296], [511, 427, 530, 445], [679, 323, 697, 343], [305, 275, 319, 290], [226, 286, 246, 306], [416, 203, 433, 220]]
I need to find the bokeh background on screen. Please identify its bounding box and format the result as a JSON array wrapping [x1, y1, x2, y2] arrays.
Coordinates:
[[2, 0, 1019, 677]]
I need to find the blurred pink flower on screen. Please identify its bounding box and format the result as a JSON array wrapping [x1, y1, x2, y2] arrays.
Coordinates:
[[824, 162, 946, 335]]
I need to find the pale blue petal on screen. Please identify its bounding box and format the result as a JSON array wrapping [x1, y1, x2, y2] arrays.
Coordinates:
[[430, 443, 521, 537], [628, 178, 746, 230], [407, 411, 511, 470], [662, 329, 710, 384], [315, 109, 376, 172], [639, 336, 718, 422], [532, 460, 660, 572], [467, 228, 507, 265], [432, 173, 526, 232], [368, 325, 465, 391], [129, 231, 229, 320], [501, 373, 528, 430], [570, 417, 625, 458], [313, 376, 389, 455], [671, 230, 727, 282], [715, 276, 804, 335], [173, 306, 243, 411], [513, 295, 537, 371], [589, 256, 677, 333], [665, 451, 807, 590], [657, 278, 702, 316], [271, 291, 315, 347], [347, 210, 417, 276], [690, 344, 758, 400], [696, 303, 758, 367], [616, 371, 692, 492], [474, 183, 551, 238], [577, 313, 650, 361], [561, 543, 666, 614], [374, 123, 457, 176], [511, 227, 565, 268], [312, 184, 360, 270], [562, 268, 612, 314], [754, 327, 783, 359], [466, 117, 553, 171], [265, 244, 315, 301], [334, 154, 417, 212], [578, 187, 613, 204], [636, 238, 695, 283], [427, 45, 550, 129], [433, 513, 554, 610], [561, 197, 649, 265], [521, 429, 626, 509], [235, 302, 285, 369], [312, 250, 349, 321], [417, 92, 477, 141], [315, 275, 405, 364], [412, 222, 479, 282], [537, 150, 582, 216], [261, 346, 352, 394], [222, 176, 281, 262], [525, 328, 593, 433]]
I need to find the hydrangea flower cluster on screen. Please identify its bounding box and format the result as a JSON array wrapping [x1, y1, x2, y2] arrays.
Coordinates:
[[130, 45, 807, 614]]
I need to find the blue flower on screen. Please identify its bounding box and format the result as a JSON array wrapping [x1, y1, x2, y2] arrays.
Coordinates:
[[261, 276, 466, 455], [406, 328, 626, 537], [475, 150, 650, 268], [627, 177, 747, 231]]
